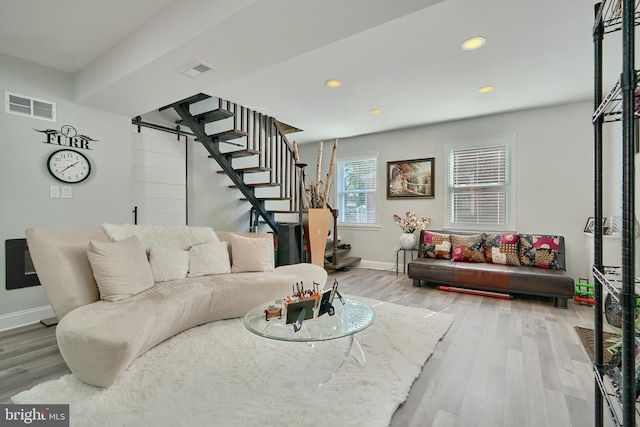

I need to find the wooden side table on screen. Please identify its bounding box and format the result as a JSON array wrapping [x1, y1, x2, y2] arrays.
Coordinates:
[[396, 248, 418, 276]]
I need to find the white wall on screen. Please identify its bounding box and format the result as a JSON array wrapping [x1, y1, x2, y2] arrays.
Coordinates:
[[0, 54, 133, 330], [299, 101, 597, 281]]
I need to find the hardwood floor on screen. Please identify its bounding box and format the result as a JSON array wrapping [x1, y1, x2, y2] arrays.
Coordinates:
[[0, 268, 613, 426]]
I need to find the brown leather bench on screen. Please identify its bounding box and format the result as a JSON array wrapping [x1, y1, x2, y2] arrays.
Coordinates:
[[407, 231, 574, 308]]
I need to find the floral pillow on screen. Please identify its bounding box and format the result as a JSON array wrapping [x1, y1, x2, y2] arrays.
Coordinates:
[[519, 234, 560, 269], [484, 233, 520, 266], [450, 234, 486, 263], [422, 231, 451, 259]]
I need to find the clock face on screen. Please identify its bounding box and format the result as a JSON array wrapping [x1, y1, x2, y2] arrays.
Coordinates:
[[47, 149, 91, 183]]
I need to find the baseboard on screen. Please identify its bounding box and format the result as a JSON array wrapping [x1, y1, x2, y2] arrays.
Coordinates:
[[0, 305, 55, 332], [355, 260, 395, 271]]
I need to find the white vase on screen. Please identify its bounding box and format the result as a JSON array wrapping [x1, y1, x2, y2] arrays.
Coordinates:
[[399, 233, 417, 250]]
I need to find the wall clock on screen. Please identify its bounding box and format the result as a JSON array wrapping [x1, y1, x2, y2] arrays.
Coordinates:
[[47, 149, 91, 183]]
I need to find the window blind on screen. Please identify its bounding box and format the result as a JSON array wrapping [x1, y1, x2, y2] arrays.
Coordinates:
[[336, 156, 377, 225], [448, 144, 511, 226]]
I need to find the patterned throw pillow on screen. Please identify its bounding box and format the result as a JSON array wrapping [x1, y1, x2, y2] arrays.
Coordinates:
[[422, 231, 452, 259], [484, 233, 520, 266], [519, 234, 560, 269], [450, 234, 486, 263]]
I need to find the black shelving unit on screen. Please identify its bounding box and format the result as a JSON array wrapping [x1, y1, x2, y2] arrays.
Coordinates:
[[593, 1, 640, 426]]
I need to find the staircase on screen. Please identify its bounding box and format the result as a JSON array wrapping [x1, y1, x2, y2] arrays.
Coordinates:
[[160, 93, 300, 234]]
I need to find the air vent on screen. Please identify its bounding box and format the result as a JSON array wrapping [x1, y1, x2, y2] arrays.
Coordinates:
[[5, 91, 56, 121], [179, 61, 215, 78]]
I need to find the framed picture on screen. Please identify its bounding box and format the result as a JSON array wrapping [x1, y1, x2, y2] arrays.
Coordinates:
[[584, 217, 606, 233], [387, 158, 435, 199]]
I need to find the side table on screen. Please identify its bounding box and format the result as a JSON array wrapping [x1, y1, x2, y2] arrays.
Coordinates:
[[396, 248, 418, 276]]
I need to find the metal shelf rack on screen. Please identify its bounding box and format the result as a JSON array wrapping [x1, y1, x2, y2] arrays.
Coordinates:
[[593, 1, 639, 426]]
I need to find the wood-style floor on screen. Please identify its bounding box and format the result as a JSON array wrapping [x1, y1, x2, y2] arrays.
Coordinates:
[[0, 268, 613, 426]]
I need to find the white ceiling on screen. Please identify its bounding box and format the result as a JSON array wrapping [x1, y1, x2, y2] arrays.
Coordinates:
[[0, 0, 612, 143]]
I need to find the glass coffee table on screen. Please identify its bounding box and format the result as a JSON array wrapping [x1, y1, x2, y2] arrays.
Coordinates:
[[243, 297, 375, 388]]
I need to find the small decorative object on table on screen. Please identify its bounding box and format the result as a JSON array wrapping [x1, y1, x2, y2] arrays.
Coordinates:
[[393, 211, 430, 250], [264, 305, 282, 321], [283, 281, 321, 329]]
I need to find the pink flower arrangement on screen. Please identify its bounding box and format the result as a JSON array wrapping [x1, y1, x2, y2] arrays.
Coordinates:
[[393, 211, 430, 233]]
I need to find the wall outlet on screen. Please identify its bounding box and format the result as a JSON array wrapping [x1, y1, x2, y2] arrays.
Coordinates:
[[61, 186, 72, 199], [49, 185, 60, 198]]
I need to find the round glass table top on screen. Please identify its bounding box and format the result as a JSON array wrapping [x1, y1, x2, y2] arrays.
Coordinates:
[[243, 298, 375, 342]]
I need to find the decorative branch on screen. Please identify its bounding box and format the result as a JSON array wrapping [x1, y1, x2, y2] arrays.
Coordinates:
[[315, 141, 323, 189], [322, 139, 339, 208], [292, 141, 310, 209]]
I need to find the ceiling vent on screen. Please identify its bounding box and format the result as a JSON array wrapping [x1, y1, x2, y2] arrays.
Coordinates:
[[179, 61, 215, 78], [5, 91, 56, 121]]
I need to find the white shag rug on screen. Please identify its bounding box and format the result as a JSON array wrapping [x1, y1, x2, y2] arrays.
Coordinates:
[[12, 297, 453, 427]]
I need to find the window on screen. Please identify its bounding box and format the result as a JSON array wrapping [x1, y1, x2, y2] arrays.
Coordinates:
[[336, 155, 377, 225], [446, 135, 515, 230], [4, 91, 56, 121]]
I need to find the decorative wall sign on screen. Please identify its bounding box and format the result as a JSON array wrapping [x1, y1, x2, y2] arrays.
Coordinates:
[[387, 158, 435, 199], [35, 125, 98, 150]]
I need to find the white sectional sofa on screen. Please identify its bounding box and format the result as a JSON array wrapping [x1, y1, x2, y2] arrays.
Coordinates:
[[26, 225, 327, 388]]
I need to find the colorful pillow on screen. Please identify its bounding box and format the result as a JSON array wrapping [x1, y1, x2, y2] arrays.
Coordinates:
[[484, 233, 520, 266], [422, 231, 452, 259], [519, 234, 560, 269], [450, 234, 486, 263]]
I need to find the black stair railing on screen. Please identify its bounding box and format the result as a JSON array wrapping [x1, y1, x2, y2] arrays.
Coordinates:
[[162, 94, 300, 234]]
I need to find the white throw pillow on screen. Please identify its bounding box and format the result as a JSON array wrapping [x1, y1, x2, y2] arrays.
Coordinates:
[[230, 233, 275, 273], [149, 246, 190, 282], [188, 242, 231, 277], [102, 223, 219, 252], [87, 236, 155, 302]]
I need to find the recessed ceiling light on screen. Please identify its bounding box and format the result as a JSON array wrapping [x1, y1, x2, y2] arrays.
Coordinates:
[[325, 79, 342, 88], [462, 36, 486, 51], [478, 85, 495, 93], [370, 109, 382, 115]]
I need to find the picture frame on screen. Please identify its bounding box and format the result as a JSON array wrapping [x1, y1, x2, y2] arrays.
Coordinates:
[[584, 217, 596, 233], [584, 217, 606, 233], [387, 158, 435, 199]]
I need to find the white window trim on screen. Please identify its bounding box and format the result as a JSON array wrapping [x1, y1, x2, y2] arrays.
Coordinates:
[[443, 134, 517, 232], [335, 152, 379, 228]]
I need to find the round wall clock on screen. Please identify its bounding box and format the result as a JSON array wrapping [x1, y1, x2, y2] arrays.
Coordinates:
[[47, 149, 92, 183]]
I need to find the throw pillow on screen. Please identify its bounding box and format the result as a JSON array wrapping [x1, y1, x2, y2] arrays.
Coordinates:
[[484, 233, 520, 266], [102, 223, 219, 252], [87, 236, 155, 301], [149, 246, 190, 282], [422, 231, 452, 259], [450, 234, 486, 263], [519, 234, 560, 269], [229, 233, 275, 273], [188, 242, 231, 277]]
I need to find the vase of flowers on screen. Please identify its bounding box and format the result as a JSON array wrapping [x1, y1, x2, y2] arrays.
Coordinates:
[[393, 211, 430, 249]]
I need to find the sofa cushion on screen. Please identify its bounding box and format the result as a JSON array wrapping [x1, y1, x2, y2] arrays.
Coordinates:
[[230, 233, 275, 273], [102, 223, 219, 252], [450, 234, 486, 263], [188, 242, 231, 277], [422, 231, 452, 259], [149, 246, 189, 282], [87, 236, 155, 301], [484, 233, 520, 266], [519, 234, 560, 269]]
